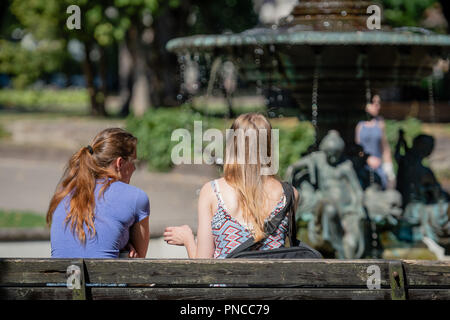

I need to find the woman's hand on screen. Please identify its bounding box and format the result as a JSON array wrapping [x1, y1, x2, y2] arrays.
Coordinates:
[[127, 242, 139, 258], [164, 225, 194, 246], [367, 156, 382, 169], [119, 242, 139, 258]]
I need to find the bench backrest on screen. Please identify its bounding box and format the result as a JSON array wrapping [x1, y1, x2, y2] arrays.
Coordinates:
[[0, 259, 449, 300]]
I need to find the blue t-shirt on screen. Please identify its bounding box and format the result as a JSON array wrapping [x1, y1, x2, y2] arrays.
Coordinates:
[[50, 181, 150, 258]]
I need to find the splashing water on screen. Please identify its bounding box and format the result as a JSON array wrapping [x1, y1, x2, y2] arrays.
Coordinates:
[[311, 54, 321, 147], [364, 53, 371, 105], [427, 76, 436, 123]]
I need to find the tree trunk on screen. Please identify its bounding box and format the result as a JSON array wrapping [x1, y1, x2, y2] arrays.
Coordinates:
[[97, 46, 108, 116], [118, 41, 134, 117], [119, 3, 192, 115], [127, 25, 152, 116], [152, 5, 191, 107], [82, 42, 105, 116]]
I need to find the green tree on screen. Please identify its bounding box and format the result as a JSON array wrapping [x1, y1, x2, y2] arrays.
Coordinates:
[[1, 0, 258, 116], [0, 0, 65, 89], [115, 0, 258, 116], [381, 0, 438, 28], [3, 0, 117, 115]]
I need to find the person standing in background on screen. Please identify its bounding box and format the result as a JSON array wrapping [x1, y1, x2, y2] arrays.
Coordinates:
[[355, 94, 395, 189]]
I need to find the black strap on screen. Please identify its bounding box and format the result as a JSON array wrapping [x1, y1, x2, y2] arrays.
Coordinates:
[[264, 182, 292, 234], [286, 182, 299, 247], [227, 181, 297, 258]]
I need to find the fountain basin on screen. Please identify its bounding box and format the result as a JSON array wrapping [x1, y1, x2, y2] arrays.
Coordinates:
[[167, 30, 450, 49]]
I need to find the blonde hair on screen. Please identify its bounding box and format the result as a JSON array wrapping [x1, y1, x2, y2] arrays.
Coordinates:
[[223, 113, 277, 241], [46, 128, 137, 243]]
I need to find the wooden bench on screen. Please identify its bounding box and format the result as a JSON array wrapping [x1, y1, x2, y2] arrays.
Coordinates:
[[0, 258, 449, 300]]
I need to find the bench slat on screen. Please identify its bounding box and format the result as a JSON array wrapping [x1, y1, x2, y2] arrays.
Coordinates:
[[402, 260, 450, 286], [0, 288, 74, 300], [0, 258, 84, 285], [89, 287, 392, 300], [408, 289, 450, 300], [1, 258, 449, 300], [84, 259, 391, 287]]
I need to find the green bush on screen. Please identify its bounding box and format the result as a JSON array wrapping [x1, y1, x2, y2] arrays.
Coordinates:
[[385, 117, 422, 152], [276, 122, 316, 178], [126, 107, 208, 171]]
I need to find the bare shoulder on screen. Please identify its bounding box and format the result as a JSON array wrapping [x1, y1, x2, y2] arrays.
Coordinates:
[[199, 180, 215, 199], [197, 181, 216, 217]]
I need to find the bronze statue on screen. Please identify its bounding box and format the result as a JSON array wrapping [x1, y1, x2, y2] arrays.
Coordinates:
[[395, 130, 450, 245], [286, 130, 403, 259], [285, 130, 366, 258]]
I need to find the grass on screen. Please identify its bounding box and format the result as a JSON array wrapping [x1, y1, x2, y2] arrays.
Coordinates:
[[0, 122, 10, 139], [0, 88, 89, 114], [0, 209, 47, 228]]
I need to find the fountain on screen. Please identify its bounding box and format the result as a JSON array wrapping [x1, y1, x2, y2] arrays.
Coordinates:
[[166, 0, 450, 258], [167, 0, 450, 143]]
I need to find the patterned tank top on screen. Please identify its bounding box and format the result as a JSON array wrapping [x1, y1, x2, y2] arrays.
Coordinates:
[[210, 180, 289, 259]]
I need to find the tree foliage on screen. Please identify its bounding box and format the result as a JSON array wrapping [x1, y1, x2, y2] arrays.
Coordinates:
[[0, 39, 64, 88], [381, 0, 438, 28], [1, 0, 258, 114]]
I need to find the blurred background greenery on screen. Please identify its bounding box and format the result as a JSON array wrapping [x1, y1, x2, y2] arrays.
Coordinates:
[[0, 0, 258, 116], [0, 0, 449, 115], [0, 209, 46, 228], [0, 0, 449, 178]]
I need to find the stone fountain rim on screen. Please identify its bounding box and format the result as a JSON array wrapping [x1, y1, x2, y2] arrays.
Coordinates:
[[166, 30, 450, 52]]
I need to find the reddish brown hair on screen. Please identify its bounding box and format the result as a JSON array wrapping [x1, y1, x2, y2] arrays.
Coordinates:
[[46, 128, 137, 243]]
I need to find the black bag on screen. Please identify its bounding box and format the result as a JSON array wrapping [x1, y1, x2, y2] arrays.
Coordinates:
[[226, 181, 322, 259]]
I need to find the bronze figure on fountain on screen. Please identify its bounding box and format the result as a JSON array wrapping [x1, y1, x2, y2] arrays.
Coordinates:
[[395, 130, 450, 250], [285, 129, 405, 259]]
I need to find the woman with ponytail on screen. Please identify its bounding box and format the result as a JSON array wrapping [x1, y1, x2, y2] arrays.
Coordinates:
[[47, 128, 150, 258], [164, 113, 299, 258]]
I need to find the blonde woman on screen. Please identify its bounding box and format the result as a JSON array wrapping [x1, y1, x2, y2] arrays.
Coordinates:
[[164, 113, 299, 258], [47, 128, 150, 258]]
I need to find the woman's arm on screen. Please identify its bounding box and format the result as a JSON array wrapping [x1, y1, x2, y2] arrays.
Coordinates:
[[380, 120, 393, 164], [379, 121, 396, 186], [355, 122, 362, 145], [195, 183, 215, 258], [129, 217, 150, 258]]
